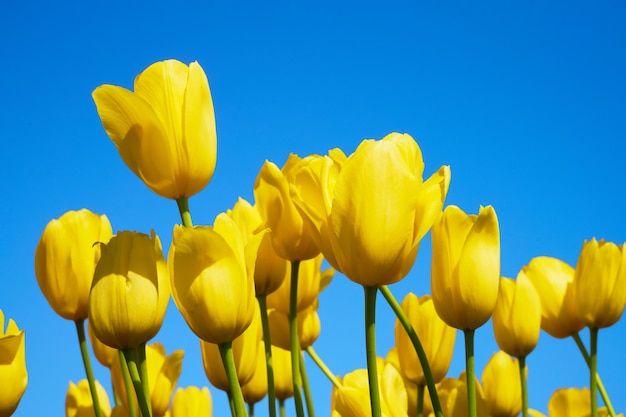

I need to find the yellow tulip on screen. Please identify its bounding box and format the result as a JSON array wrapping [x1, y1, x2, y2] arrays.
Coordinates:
[[168, 213, 264, 344], [201, 302, 262, 391], [65, 379, 112, 417], [547, 387, 596, 417], [171, 386, 212, 417], [241, 341, 268, 405], [92, 59, 216, 200], [88, 231, 170, 350], [254, 155, 320, 261], [573, 238, 626, 329], [267, 301, 321, 350], [481, 351, 522, 417], [444, 372, 490, 417], [394, 293, 456, 386], [0, 311, 27, 417], [332, 358, 408, 417], [431, 205, 500, 330], [272, 345, 295, 401], [87, 320, 117, 369], [492, 274, 541, 358], [292, 133, 450, 286], [385, 347, 433, 417], [523, 256, 582, 338], [34, 209, 112, 321]]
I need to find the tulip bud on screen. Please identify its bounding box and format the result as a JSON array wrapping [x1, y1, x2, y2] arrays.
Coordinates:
[[171, 386, 212, 417], [0, 310, 27, 417], [481, 351, 522, 417], [65, 379, 112, 417]]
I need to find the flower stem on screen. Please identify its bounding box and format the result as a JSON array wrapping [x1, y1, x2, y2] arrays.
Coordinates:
[[119, 350, 138, 417], [305, 346, 342, 389], [176, 196, 193, 227], [136, 343, 151, 417], [279, 400, 286, 417], [219, 341, 248, 417], [227, 392, 236, 417], [380, 285, 443, 417], [248, 402, 255, 417], [464, 329, 476, 417], [74, 319, 103, 417], [258, 295, 277, 417], [590, 328, 598, 417], [122, 347, 152, 417], [289, 260, 305, 417], [519, 356, 528, 417], [300, 352, 316, 417], [572, 332, 615, 417], [417, 384, 425, 417], [364, 285, 382, 417]]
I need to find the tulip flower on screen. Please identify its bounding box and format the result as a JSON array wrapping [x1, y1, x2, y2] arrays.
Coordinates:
[[573, 239, 626, 330], [492, 274, 541, 358], [444, 372, 490, 417], [241, 341, 269, 405], [92, 59, 216, 200], [481, 352, 522, 417], [168, 214, 264, 344], [89, 231, 170, 350], [268, 302, 321, 351], [35, 209, 112, 321], [171, 386, 213, 417], [0, 310, 27, 417], [88, 320, 117, 369], [394, 293, 456, 386], [254, 154, 321, 261], [272, 345, 295, 401], [65, 379, 112, 417], [546, 387, 618, 417], [523, 256, 582, 339], [292, 133, 450, 287], [386, 347, 434, 417]]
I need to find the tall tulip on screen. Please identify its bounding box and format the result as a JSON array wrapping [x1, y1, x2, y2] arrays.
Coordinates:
[[0, 310, 27, 417], [35, 209, 112, 321], [65, 379, 112, 417], [88, 231, 170, 350], [171, 387, 213, 417], [92, 59, 216, 200], [481, 352, 522, 417]]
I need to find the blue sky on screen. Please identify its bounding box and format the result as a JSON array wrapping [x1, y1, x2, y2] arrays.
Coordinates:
[[1, 1, 625, 415]]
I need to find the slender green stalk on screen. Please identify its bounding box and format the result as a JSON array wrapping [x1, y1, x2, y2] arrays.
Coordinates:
[[289, 260, 305, 417], [279, 400, 286, 417], [380, 286, 443, 417], [518, 356, 528, 417], [258, 295, 277, 417], [572, 332, 615, 417], [590, 328, 598, 417], [176, 196, 193, 227], [305, 346, 342, 389], [364, 286, 382, 417], [136, 343, 151, 417], [227, 392, 236, 417], [464, 329, 476, 417], [74, 320, 103, 417], [119, 350, 138, 417], [248, 402, 255, 417], [417, 384, 425, 417], [122, 348, 152, 417], [219, 341, 248, 417], [300, 352, 315, 417]]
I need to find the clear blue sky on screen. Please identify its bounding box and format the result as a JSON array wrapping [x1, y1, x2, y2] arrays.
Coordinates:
[[1, 1, 625, 415]]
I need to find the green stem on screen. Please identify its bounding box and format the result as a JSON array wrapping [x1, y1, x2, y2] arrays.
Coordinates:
[[305, 346, 342, 389], [519, 356, 528, 417], [136, 343, 151, 417], [590, 328, 598, 417], [227, 392, 236, 417], [122, 348, 152, 417], [417, 384, 425, 417], [464, 329, 476, 417], [300, 352, 315, 417], [219, 341, 248, 417], [380, 285, 443, 417], [279, 400, 286, 417], [176, 196, 193, 227], [119, 350, 138, 417], [572, 333, 615, 417], [258, 295, 277, 417], [75, 320, 103, 417], [289, 260, 305, 417], [364, 286, 382, 417], [248, 402, 255, 417]]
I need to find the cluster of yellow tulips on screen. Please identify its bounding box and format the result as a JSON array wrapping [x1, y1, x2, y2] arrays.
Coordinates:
[[1, 58, 624, 417]]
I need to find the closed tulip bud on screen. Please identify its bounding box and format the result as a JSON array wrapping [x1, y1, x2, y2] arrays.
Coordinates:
[[431, 205, 500, 330], [88, 231, 170, 350], [35, 209, 112, 321], [201, 303, 262, 391], [523, 256, 582, 338], [169, 214, 264, 344], [87, 320, 117, 369], [171, 386, 212, 417], [241, 341, 269, 404], [92, 59, 216, 200], [395, 293, 456, 386], [272, 345, 295, 401], [573, 238, 626, 329], [292, 133, 450, 286], [268, 301, 321, 350], [0, 311, 27, 417], [492, 273, 541, 358], [481, 351, 522, 417], [547, 387, 616, 417], [65, 379, 112, 417], [254, 155, 320, 261]]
